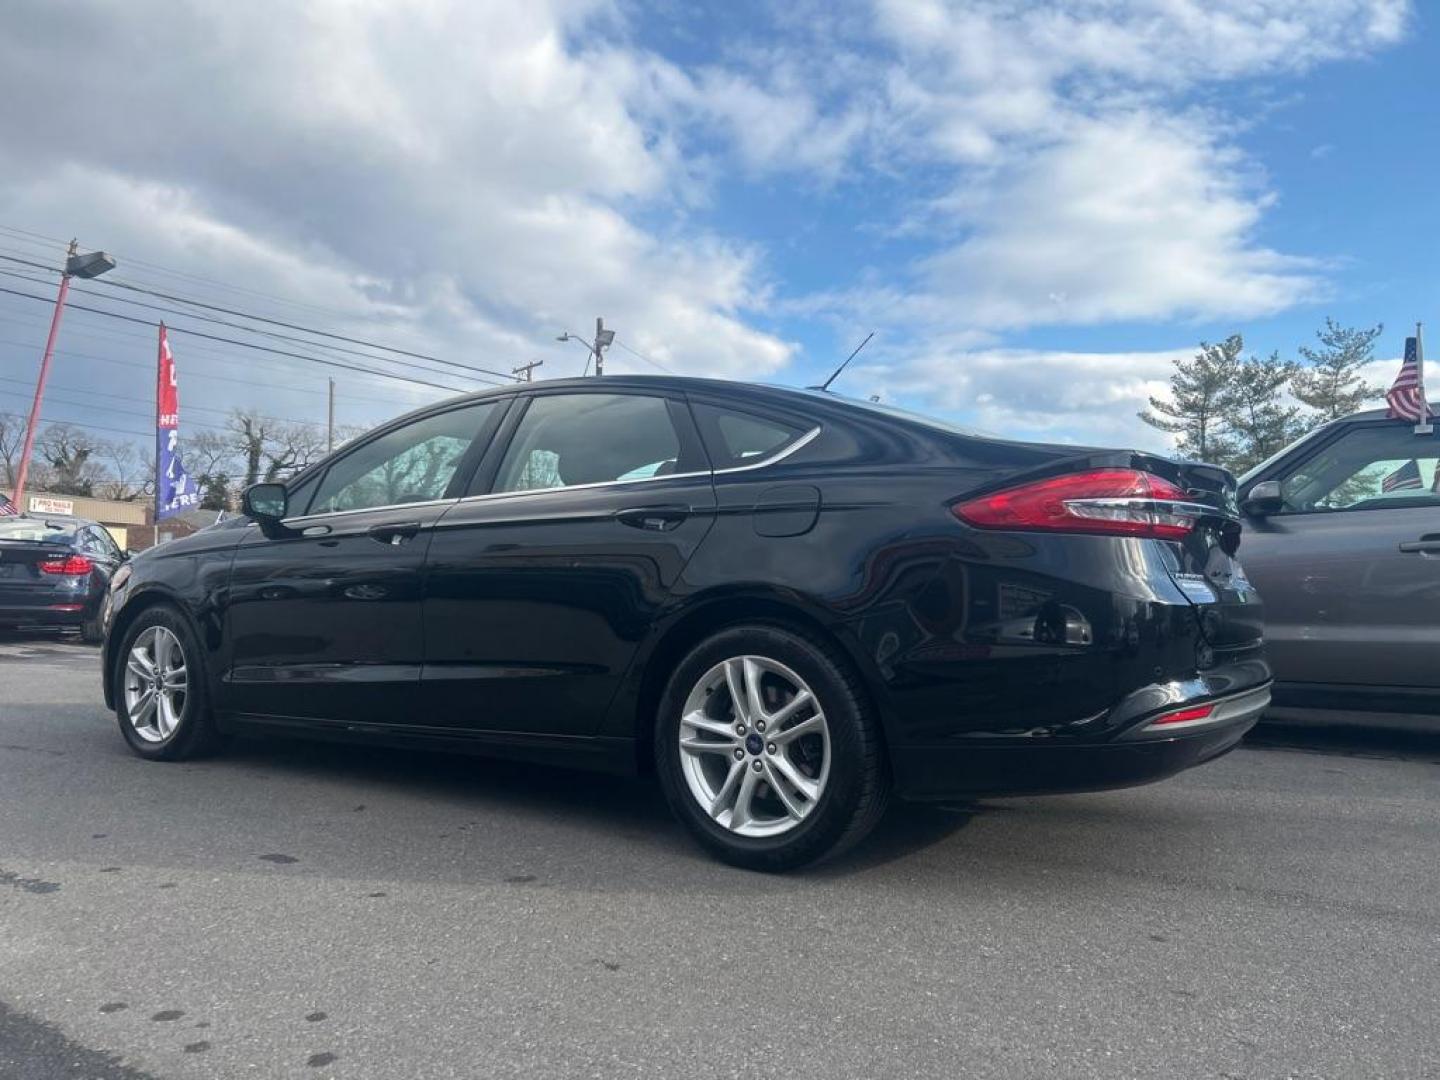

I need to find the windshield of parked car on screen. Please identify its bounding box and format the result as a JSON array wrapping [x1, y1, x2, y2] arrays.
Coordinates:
[[0, 519, 77, 543]]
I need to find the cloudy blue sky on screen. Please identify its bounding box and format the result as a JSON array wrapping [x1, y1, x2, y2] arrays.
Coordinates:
[[0, 0, 1434, 453]]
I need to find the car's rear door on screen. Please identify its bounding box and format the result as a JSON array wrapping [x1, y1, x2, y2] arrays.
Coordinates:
[[1241, 420, 1440, 694], [419, 388, 716, 736]]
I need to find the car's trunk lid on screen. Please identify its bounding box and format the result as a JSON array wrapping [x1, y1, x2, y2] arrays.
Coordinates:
[[0, 541, 77, 602]]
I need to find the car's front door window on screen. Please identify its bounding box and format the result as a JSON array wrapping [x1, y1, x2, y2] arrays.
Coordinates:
[[309, 402, 497, 515], [1279, 425, 1440, 512], [492, 394, 683, 493]]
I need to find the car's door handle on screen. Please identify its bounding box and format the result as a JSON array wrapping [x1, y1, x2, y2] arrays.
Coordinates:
[[367, 521, 422, 546], [615, 505, 689, 532], [1399, 538, 1440, 554]]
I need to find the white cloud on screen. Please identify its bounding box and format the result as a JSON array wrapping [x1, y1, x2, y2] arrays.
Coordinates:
[[916, 112, 1325, 328], [853, 346, 1190, 449], [0, 0, 794, 426], [0, 0, 1415, 450]]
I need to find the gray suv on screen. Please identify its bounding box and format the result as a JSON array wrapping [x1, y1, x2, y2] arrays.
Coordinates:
[[1239, 407, 1440, 725]]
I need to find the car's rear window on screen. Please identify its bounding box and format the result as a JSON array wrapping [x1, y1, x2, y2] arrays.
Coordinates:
[[0, 519, 76, 543]]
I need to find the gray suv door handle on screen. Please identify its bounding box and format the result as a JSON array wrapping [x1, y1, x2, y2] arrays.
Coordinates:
[[1398, 539, 1440, 554]]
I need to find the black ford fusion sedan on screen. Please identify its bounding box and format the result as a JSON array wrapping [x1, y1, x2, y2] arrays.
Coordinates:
[[103, 376, 1269, 870]]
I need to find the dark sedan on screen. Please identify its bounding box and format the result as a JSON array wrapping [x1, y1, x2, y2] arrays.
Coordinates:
[[0, 514, 126, 642], [102, 377, 1269, 869]]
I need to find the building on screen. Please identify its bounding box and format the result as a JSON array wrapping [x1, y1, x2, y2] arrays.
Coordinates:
[[20, 492, 226, 550]]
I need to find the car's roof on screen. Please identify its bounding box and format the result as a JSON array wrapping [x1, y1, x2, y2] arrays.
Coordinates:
[[15, 513, 102, 529], [1341, 404, 1438, 422], [453, 375, 993, 434]]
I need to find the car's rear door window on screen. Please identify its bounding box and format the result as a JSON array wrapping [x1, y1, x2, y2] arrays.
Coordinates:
[[1278, 424, 1440, 512], [690, 402, 809, 469], [491, 393, 686, 493]]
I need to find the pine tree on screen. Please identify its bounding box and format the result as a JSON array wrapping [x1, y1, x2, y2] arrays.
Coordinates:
[[1222, 350, 1307, 474], [1290, 318, 1382, 420], [1139, 336, 1242, 464]]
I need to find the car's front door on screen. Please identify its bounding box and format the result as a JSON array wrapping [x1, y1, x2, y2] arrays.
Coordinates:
[[420, 389, 716, 736], [222, 397, 508, 725], [1242, 420, 1440, 693]]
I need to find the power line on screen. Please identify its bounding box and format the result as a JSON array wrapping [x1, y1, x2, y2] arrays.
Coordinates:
[[612, 337, 674, 374], [0, 224, 373, 324], [0, 372, 328, 429], [0, 309, 442, 407], [0, 283, 479, 394], [0, 254, 510, 386]]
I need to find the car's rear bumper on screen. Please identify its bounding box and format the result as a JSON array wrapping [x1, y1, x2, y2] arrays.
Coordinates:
[[0, 602, 88, 626], [892, 682, 1270, 801]]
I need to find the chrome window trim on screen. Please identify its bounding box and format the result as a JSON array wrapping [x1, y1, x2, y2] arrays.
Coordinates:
[[456, 424, 822, 505], [458, 471, 712, 505], [711, 425, 821, 474], [280, 497, 460, 527]]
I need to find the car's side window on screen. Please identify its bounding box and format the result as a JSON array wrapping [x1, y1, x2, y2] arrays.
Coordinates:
[[491, 393, 684, 493], [690, 402, 809, 469], [93, 527, 122, 559], [308, 401, 497, 515], [77, 528, 105, 556], [1277, 425, 1440, 512]]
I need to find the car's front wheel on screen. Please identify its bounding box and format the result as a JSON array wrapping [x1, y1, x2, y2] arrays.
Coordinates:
[[113, 606, 223, 760], [655, 624, 889, 871]]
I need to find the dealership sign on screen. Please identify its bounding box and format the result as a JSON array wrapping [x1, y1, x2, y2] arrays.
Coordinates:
[[29, 496, 74, 515]]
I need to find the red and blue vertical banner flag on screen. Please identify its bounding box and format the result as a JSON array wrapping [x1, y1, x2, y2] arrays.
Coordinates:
[[155, 324, 198, 519]]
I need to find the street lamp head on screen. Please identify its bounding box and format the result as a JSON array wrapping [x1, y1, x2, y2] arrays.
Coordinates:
[[65, 251, 116, 279], [556, 333, 570, 342]]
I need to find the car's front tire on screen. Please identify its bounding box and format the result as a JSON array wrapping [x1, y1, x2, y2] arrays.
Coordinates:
[[654, 624, 889, 872], [112, 605, 223, 760]]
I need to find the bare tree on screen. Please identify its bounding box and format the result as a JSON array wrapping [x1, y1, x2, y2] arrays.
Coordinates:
[[228, 410, 327, 486], [0, 412, 25, 488], [92, 440, 153, 501], [36, 423, 105, 496]]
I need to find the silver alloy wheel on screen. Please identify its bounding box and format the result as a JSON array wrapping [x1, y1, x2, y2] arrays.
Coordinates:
[[677, 655, 830, 838], [123, 626, 188, 743]]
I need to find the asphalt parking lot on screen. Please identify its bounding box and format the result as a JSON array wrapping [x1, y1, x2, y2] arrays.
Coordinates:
[[2, 633, 1438, 1080]]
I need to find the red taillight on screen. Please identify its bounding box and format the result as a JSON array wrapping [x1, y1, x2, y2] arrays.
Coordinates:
[[952, 468, 1197, 540], [1149, 704, 1215, 726], [39, 555, 94, 576]]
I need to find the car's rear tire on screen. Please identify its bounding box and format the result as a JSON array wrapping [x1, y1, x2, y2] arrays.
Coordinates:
[[112, 605, 224, 761], [654, 623, 889, 871], [79, 610, 103, 645]]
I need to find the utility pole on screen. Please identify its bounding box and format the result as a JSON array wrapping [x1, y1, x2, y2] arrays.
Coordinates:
[[11, 239, 116, 509], [327, 378, 336, 452], [556, 320, 615, 377], [512, 359, 544, 382]]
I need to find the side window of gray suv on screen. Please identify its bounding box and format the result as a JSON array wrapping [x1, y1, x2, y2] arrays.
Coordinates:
[[1280, 425, 1440, 512]]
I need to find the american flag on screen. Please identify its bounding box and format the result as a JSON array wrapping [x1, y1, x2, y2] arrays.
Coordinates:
[[0, 492, 17, 516], [1382, 459, 1424, 493], [1386, 335, 1432, 422]]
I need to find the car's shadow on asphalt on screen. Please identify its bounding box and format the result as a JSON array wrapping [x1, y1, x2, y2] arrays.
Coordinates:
[[1247, 718, 1440, 764], [216, 733, 983, 877]]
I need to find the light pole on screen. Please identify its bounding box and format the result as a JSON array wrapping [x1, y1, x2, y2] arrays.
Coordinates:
[[10, 241, 117, 510], [557, 317, 615, 376]]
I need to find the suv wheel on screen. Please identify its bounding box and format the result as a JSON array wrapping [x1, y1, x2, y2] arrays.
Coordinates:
[[655, 624, 889, 871]]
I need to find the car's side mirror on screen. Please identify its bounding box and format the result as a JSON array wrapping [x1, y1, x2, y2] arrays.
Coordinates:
[[1241, 479, 1283, 516], [242, 482, 289, 524], [122, 549, 136, 561]]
